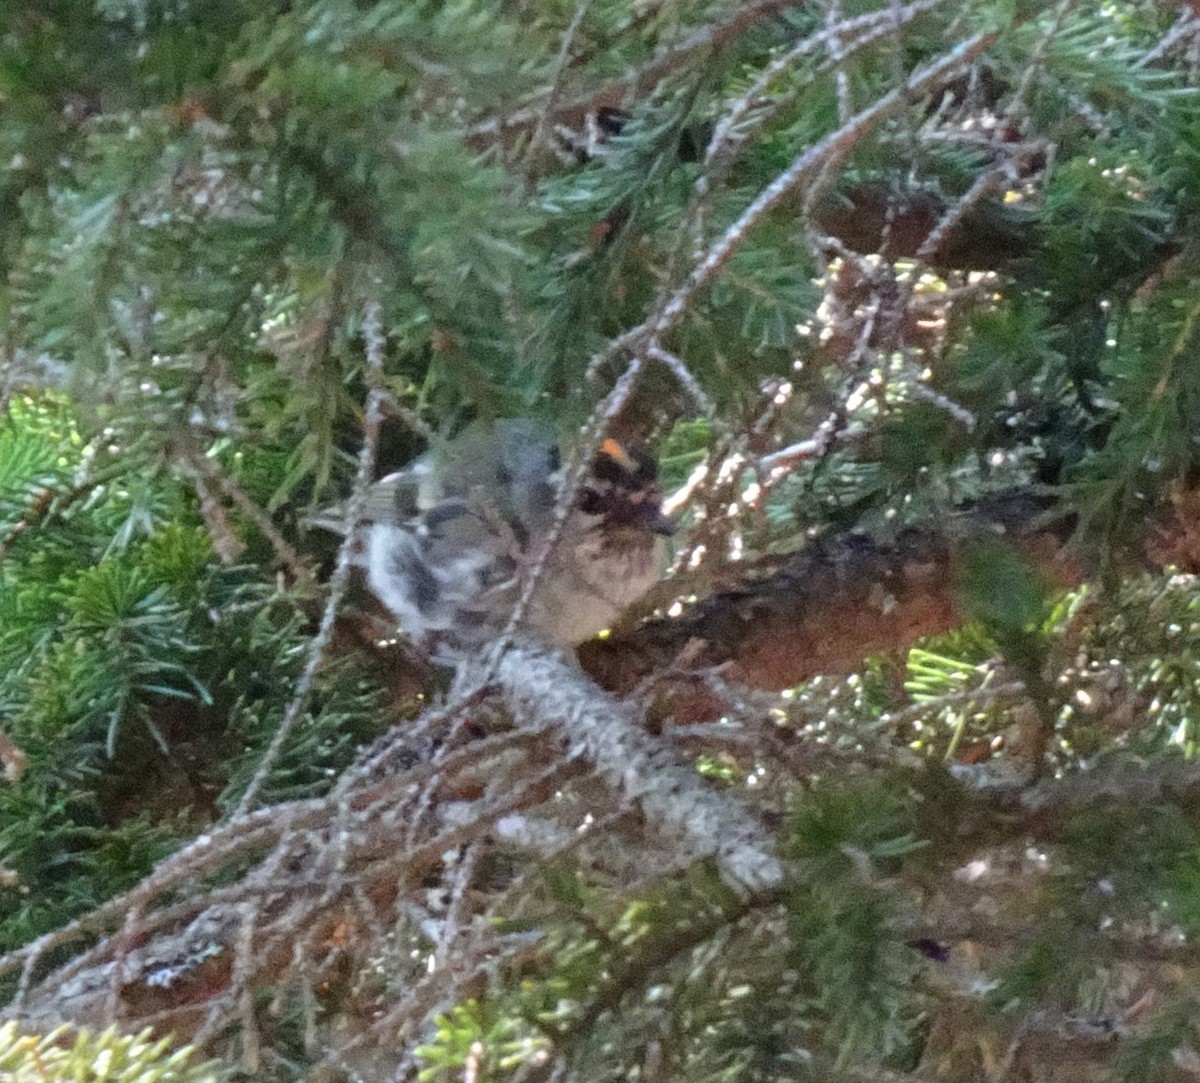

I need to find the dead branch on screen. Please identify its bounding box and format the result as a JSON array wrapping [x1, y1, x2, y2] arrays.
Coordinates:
[[233, 298, 389, 815], [0, 640, 779, 1046], [491, 644, 782, 892]]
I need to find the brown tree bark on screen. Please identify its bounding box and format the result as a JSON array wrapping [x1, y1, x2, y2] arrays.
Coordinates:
[[581, 494, 1081, 699]]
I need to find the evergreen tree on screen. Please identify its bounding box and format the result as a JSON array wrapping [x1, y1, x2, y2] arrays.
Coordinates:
[[3, 1, 1200, 1079]]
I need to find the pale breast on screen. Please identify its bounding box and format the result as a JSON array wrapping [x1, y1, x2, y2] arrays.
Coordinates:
[[517, 527, 663, 647]]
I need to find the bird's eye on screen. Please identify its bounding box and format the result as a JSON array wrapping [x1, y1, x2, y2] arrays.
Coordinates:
[[577, 488, 607, 515]]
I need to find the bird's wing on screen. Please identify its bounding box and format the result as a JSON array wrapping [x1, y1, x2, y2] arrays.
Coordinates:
[[303, 467, 423, 534]]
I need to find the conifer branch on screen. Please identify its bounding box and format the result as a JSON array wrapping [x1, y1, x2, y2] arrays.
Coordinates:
[[522, 0, 595, 174], [492, 644, 783, 892], [1140, 6, 1200, 68], [654, 27, 1005, 341], [645, 344, 714, 415], [704, 0, 950, 171], [467, 0, 801, 149], [232, 298, 388, 816], [4, 4, 1198, 1077], [185, 453, 307, 579], [378, 387, 436, 442]]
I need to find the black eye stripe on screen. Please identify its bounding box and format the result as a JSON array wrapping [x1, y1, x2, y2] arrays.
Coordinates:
[[577, 487, 606, 515]]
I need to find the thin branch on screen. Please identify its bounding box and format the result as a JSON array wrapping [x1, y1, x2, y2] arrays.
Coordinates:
[[483, 351, 649, 673], [378, 387, 435, 442], [758, 412, 842, 472], [645, 344, 715, 415], [914, 166, 1013, 265], [652, 28, 1005, 342], [467, 0, 800, 148], [1002, 0, 1074, 126], [493, 644, 783, 892], [703, 0, 951, 173], [188, 455, 307, 579], [829, 0, 852, 124], [233, 297, 388, 816], [1139, 6, 1200, 68], [522, 0, 595, 174]]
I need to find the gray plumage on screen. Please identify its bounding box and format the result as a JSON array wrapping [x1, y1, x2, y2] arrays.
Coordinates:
[[311, 420, 670, 655]]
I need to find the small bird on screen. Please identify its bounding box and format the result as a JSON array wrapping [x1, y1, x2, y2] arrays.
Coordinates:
[[312, 420, 672, 656]]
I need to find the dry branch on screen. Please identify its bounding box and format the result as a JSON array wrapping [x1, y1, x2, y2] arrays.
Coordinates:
[[233, 298, 389, 816], [492, 645, 782, 892], [466, 0, 803, 154], [0, 643, 780, 1045]]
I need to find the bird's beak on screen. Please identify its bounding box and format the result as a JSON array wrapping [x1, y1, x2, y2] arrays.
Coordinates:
[[642, 507, 676, 535]]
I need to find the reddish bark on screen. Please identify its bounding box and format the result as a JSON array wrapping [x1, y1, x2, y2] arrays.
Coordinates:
[[582, 499, 1080, 700]]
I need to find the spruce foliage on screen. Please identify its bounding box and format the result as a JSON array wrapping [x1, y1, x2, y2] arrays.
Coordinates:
[[4, 0, 1200, 1080]]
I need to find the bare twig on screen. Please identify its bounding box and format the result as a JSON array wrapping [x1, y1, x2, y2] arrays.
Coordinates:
[[233, 297, 388, 816], [188, 457, 305, 578], [645, 344, 715, 415], [378, 387, 435, 442], [485, 351, 649, 671], [522, 0, 595, 174], [1139, 6, 1200, 69], [657, 28, 1005, 345], [467, 0, 800, 148], [1003, 0, 1074, 126], [493, 644, 783, 892], [703, 0, 950, 172], [758, 413, 842, 472]]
